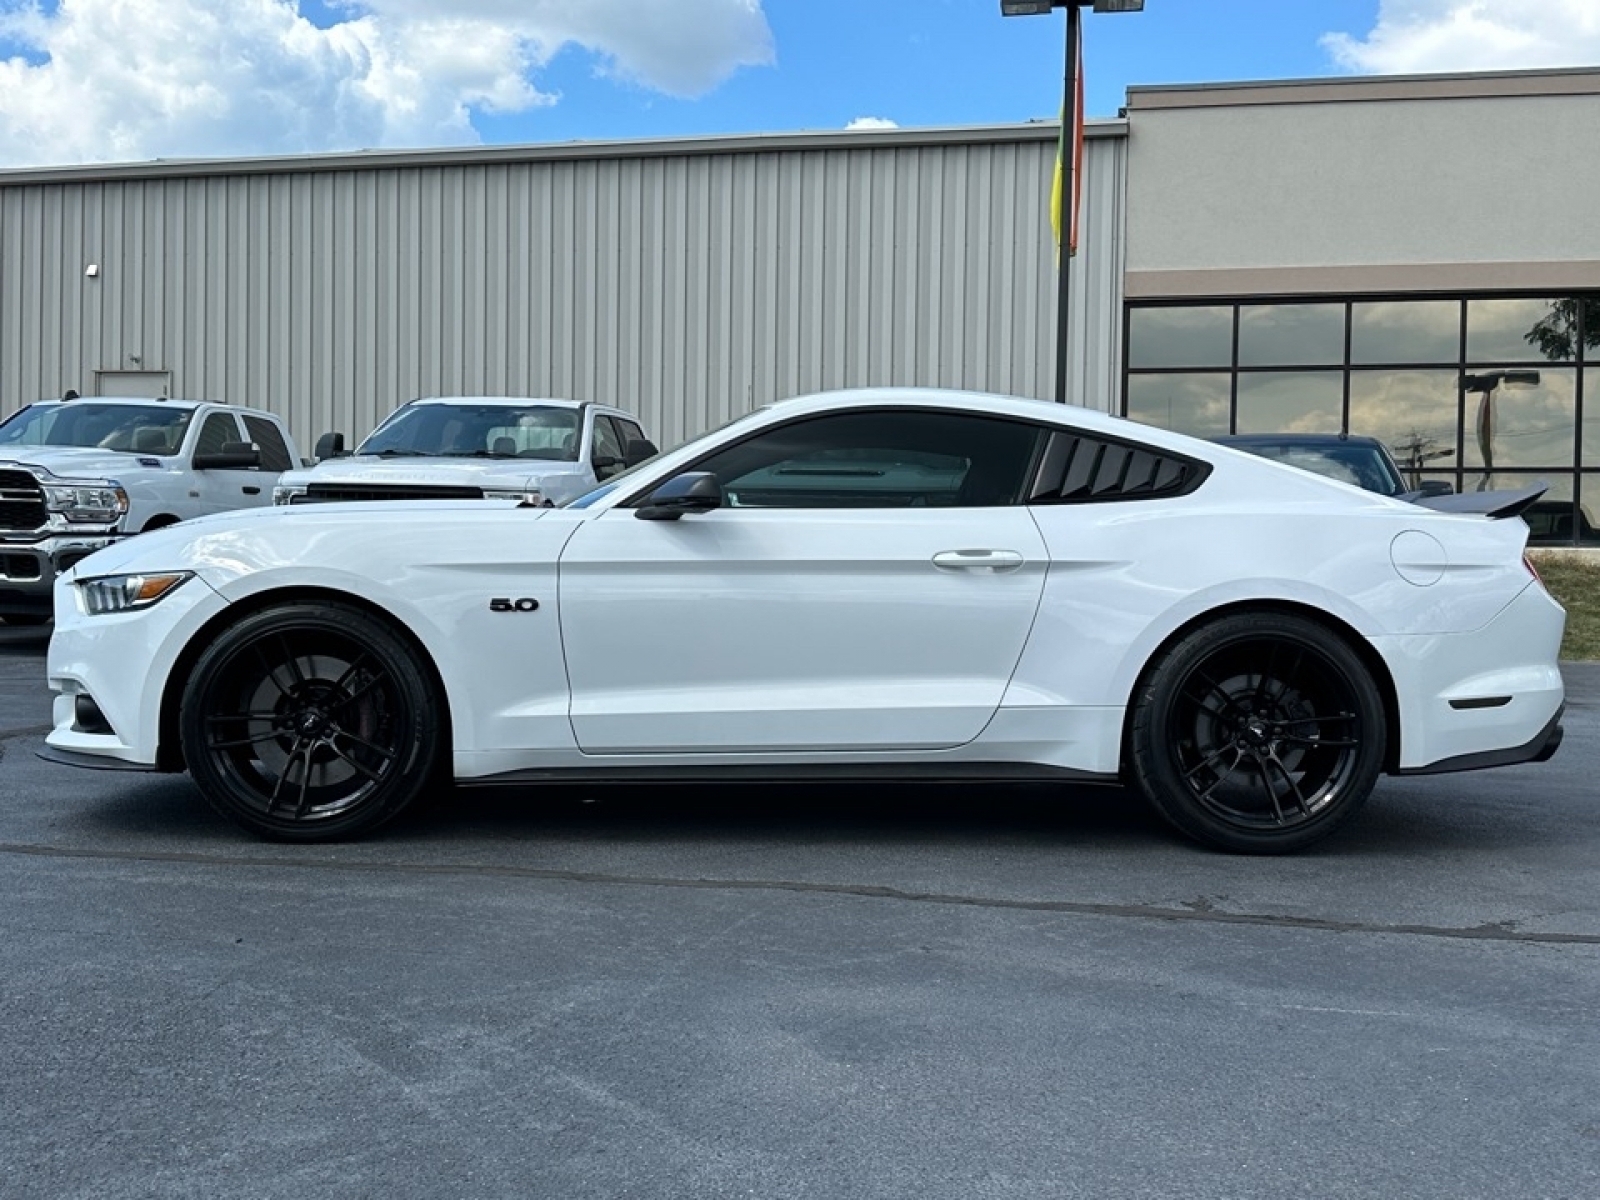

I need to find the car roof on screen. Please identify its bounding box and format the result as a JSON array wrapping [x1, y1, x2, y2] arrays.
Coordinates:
[[409, 395, 583, 409]]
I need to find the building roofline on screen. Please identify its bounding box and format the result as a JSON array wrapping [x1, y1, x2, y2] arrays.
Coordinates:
[[1128, 66, 1600, 111], [0, 120, 1128, 186]]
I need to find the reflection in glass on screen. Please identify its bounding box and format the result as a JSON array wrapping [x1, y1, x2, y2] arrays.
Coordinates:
[[1581, 474, 1600, 544], [1468, 297, 1573, 363], [1499, 473, 1579, 544], [1460, 369, 1575, 485], [1238, 305, 1344, 367], [1585, 369, 1600, 468], [1349, 370, 1458, 482], [1128, 307, 1233, 369], [1351, 300, 1459, 364], [1126, 373, 1231, 436], [1235, 372, 1342, 435]]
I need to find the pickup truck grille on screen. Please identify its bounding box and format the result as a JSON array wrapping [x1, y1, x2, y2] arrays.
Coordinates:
[[0, 469, 48, 533], [293, 483, 485, 504]]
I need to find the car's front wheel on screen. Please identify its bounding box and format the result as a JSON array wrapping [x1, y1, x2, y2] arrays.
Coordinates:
[[1128, 612, 1386, 854], [179, 603, 442, 841]]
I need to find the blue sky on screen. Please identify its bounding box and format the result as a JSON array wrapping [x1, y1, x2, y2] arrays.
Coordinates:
[[487, 0, 1384, 142], [0, 1, 1596, 166]]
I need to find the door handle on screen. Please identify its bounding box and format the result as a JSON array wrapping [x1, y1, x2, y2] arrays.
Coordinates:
[[242, 486, 261, 495], [932, 549, 1025, 573]]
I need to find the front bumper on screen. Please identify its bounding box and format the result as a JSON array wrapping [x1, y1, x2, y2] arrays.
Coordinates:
[[44, 570, 230, 768], [0, 534, 120, 616]]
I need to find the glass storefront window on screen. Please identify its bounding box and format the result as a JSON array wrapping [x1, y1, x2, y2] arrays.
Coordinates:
[[1235, 372, 1343, 434], [1350, 300, 1460, 364], [1128, 307, 1233, 369], [1237, 304, 1344, 367], [1124, 297, 1597, 543], [1490, 473, 1578, 543], [1125, 373, 1231, 437], [1460, 369, 1575, 477], [1468, 297, 1574, 364], [1348, 370, 1459, 480], [1580, 474, 1600, 545], [1585, 369, 1600, 468]]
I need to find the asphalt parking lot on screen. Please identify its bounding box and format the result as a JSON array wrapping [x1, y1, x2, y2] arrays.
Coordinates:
[[2, 622, 1598, 1200]]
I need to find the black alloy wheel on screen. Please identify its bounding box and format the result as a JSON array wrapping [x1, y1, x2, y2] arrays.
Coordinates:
[[179, 603, 442, 841], [1129, 612, 1385, 854]]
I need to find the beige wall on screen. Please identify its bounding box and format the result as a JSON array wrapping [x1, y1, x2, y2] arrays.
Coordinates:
[[1124, 70, 1600, 298]]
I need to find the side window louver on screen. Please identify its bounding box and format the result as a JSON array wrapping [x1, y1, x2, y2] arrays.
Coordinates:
[[1030, 432, 1210, 504]]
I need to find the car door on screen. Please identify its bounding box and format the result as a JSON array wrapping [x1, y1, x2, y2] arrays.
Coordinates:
[[187, 411, 267, 516], [558, 408, 1050, 755]]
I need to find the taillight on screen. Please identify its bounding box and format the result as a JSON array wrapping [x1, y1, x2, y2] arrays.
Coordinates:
[[1523, 553, 1543, 585]]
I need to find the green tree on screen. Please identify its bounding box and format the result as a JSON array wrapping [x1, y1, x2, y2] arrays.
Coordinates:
[[1524, 297, 1600, 361]]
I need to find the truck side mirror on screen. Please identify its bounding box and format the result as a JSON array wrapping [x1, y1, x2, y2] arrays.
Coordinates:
[[625, 437, 659, 467], [194, 441, 263, 471], [314, 431, 346, 461]]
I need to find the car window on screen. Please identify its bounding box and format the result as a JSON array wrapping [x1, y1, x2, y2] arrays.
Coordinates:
[[592, 416, 628, 480], [0, 402, 193, 454], [241, 415, 293, 472], [358, 404, 581, 460], [685, 410, 1043, 509], [196, 412, 244, 457]]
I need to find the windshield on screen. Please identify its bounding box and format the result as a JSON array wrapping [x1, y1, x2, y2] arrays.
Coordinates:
[[0, 402, 193, 456], [357, 403, 582, 461]]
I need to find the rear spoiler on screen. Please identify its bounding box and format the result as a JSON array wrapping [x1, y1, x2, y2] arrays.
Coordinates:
[[1408, 483, 1548, 520]]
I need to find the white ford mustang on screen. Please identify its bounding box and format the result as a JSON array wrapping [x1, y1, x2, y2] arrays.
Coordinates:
[[42, 389, 1566, 853]]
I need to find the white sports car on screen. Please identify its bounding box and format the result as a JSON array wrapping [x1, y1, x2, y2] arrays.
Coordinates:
[[42, 389, 1566, 853]]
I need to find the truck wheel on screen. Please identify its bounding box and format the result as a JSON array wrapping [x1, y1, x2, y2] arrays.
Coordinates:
[[179, 603, 442, 841]]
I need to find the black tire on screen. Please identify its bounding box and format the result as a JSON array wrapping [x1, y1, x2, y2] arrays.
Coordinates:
[[1128, 612, 1385, 854], [178, 603, 442, 841]]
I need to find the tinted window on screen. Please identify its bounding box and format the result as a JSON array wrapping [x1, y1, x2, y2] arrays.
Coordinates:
[[242, 415, 293, 472], [591, 416, 627, 480], [197, 413, 243, 457], [686, 410, 1043, 509]]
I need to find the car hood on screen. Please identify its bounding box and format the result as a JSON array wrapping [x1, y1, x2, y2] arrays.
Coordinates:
[[279, 456, 572, 492], [0, 445, 167, 481]]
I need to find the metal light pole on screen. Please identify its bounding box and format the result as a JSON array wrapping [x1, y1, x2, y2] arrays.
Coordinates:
[[1001, 0, 1145, 404]]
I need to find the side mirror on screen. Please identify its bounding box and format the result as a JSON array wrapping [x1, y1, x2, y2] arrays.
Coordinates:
[[193, 441, 262, 471], [636, 472, 723, 521], [625, 437, 660, 468], [314, 431, 346, 461], [1416, 479, 1454, 497]]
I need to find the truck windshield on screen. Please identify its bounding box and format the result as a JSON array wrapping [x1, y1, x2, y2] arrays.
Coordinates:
[[357, 404, 582, 461], [0, 402, 194, 456]]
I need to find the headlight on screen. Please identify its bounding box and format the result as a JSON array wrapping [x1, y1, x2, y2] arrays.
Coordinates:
[[45, 482, 129, 523], [76, 572, 194, 615], [483, 488, 545, 505], [272, 485, 307, 505]]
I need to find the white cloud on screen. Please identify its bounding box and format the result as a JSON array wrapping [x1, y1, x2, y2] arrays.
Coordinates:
[[0, 0, 773, 167], [1325, 0, 1600, 75], [846, 116, 897, 131]]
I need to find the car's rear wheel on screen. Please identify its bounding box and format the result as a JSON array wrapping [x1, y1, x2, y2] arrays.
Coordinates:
[[1128, 612, 1385, 854], [179, 603, 441, 841]]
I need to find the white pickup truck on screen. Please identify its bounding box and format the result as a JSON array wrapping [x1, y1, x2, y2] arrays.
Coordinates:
[[0, 396, 302, 624], [272, 396, 657, 509]]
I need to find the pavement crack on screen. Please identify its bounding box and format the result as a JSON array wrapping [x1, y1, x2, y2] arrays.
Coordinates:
[[2, 839, 1598, 946]]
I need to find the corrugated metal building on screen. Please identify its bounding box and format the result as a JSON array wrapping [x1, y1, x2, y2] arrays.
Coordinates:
[[0, 124, 1128, 451]]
